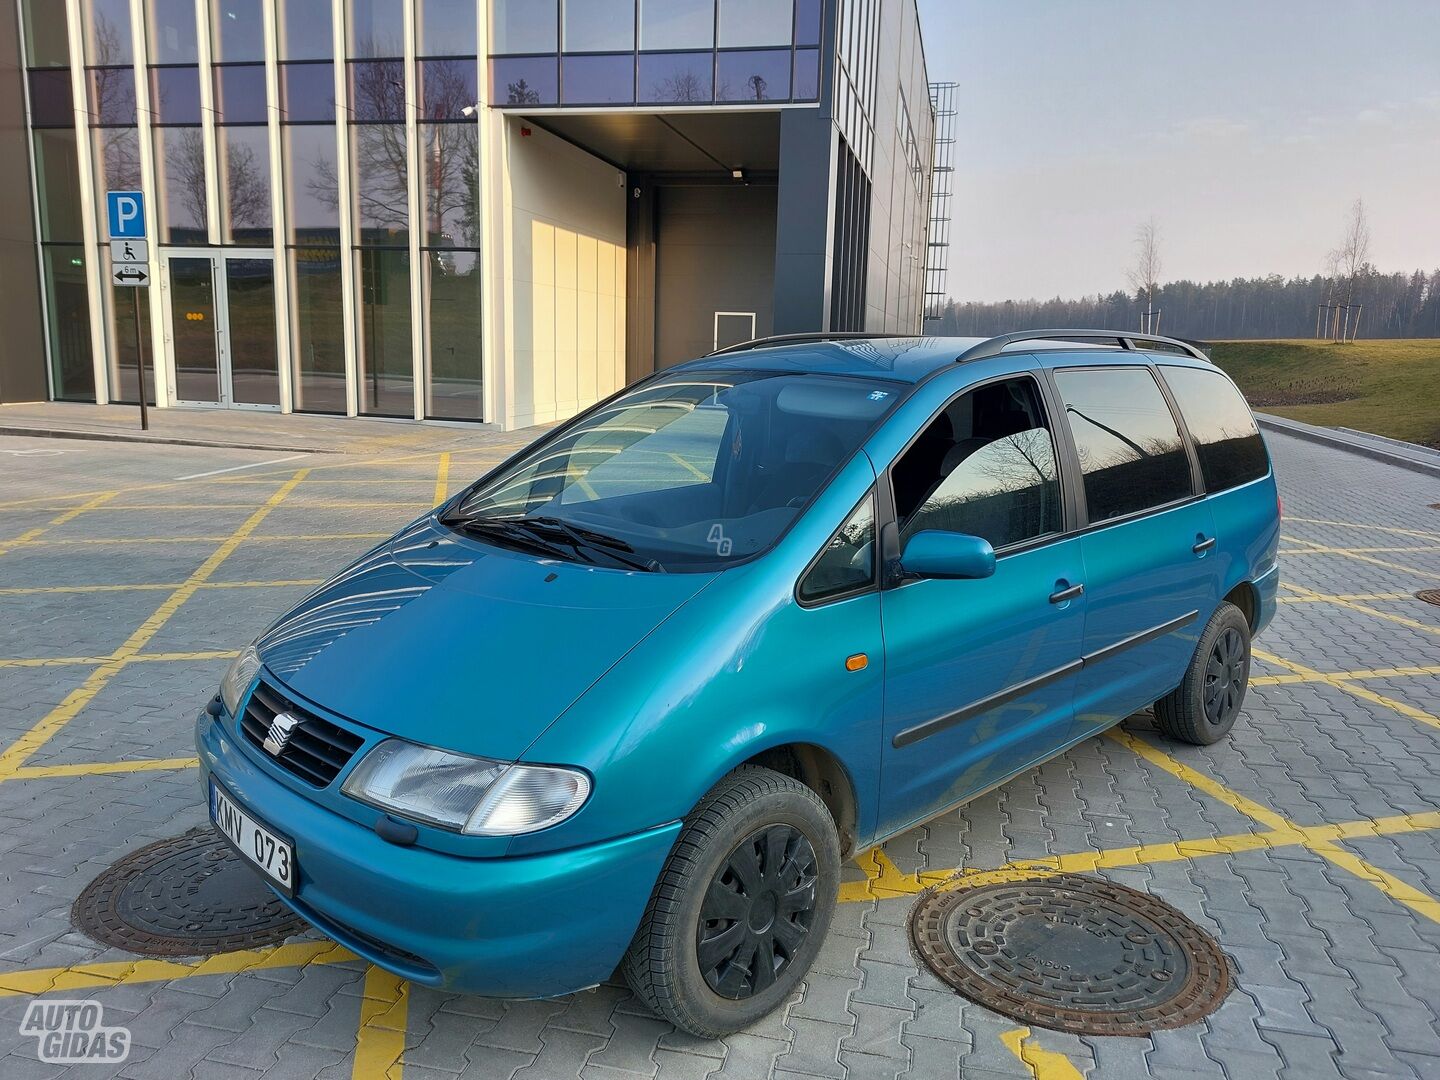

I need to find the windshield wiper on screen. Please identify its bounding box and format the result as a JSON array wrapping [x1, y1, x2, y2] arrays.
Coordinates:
[[445, 517, 578, 562], [447, 515, 663, 572], [521, 517, 664, 573]]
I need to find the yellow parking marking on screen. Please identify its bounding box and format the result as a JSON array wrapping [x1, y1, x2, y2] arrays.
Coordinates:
[[0, 470, 310, 780], [1279, 582, 1439, 637], [1306, 840, 1440, 925], [1283, 538, 1440, 581], [0, 492, 117, 556], [353, 966, 409, 1080], [1108, 728, 1293, 829], [1001, 1027, 1086, 1080], [0, 650, 238, 669], [1253, 648, 1440, 732], [3, 757, 198, 782], [0, 579, 325, 596], [12, 502, 429, 512], [434, 452, 450, 506], [1251, 663, 1440, 686], [1279, 591, 1412, 603], [1287, 517, 1440, 541], [20, 532, 388, 547]]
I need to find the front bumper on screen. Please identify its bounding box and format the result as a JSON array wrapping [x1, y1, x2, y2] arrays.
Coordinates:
[[196, 711, 679, 997]]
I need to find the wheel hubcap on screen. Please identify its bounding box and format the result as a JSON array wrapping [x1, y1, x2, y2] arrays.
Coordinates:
[[697, 824, 819, 999], [1203, 627, 1247, 725]]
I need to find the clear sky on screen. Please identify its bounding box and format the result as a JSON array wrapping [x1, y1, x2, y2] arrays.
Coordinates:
[[914, 0, 1440, 302]]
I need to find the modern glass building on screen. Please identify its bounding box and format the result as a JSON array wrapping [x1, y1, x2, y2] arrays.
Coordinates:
[[2, 1, 931, 429]]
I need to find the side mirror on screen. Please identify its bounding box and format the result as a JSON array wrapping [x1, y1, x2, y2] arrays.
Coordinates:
[[900, 531, 996, 580]]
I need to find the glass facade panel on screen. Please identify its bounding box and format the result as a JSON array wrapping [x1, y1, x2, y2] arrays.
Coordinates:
[[562, 54, 635, 105], [718, 0, 794, 48], [88, 66, 137, 125], [220, 127, 273, 245], [29, 70, 74, 127], [84, 0, 134, 65], [349, 0, 405, 58], [147, 0, 199, 63], [794, 48, 819, 101], [213, 64, 268, 124], [226, 258, 281, 405], [210, 0, 266, 62], [417, 0, 477, 58], [21, 0, 69, 66], [279, 0, 333, 60], [421, 123, 479, 247], [716, 50, 791, 102], [356, 248, 414, 416], [102, 252, 156, 404], [154, 127, 209, 243], [491, 0, 557, 54], [280, 62, 337, 120], [490, 57, 558, 104], [33, 130, 85, 242], [282, 125, 341, 244], [150, 66, 203, 125], [168, 255, 221, 402], [289, 247, 347, 413], [349, 59, 406, 121], [93, 128, 143, 238], [639, 0, 715, 50], [418, 58, 478, 120], [43, 246, 95, 401], [352, 125, 409, 243], [638, 52, 714, 104], [425, 251, 482, 419], [564, 0, 636, 52], [795, 0, 822, 46]]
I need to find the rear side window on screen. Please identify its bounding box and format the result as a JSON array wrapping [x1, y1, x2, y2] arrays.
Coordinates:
[[1054, 367, 1193, 523], [1160, 365, 1269, 492]]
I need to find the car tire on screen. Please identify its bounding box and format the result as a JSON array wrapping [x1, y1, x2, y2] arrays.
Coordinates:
[[622, 765, 840, 1038], [1154, 601, 1252, 745]]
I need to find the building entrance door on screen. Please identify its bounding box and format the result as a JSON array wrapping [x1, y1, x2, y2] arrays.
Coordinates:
[[163, 251, 280, 408]]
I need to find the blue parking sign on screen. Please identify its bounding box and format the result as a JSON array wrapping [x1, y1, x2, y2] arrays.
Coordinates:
[[106, 191, 145, 239]]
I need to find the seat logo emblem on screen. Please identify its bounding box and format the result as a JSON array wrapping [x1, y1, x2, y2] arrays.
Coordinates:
[[262, 712, 300, 756]]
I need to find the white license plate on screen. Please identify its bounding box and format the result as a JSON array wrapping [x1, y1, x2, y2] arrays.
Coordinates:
[[210, 779, 296, 896]]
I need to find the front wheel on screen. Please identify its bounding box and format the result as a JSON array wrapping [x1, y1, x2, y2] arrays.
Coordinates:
[[1154, 601, 1252, 745], [622, 766, 840, 1038]]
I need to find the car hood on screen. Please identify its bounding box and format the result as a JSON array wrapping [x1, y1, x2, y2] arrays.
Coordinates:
[[255, 518, 717, 761]]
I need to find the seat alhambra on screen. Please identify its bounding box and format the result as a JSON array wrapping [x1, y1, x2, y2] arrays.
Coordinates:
[[198, 330, 1280, 1037]]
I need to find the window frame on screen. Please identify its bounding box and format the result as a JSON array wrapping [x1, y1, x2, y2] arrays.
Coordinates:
[[1155, 362, 1271, 496], [796, 487, 880, 608]]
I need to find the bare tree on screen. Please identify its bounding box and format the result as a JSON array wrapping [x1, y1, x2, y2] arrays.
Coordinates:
[[1127, 218, 1163, 334], [1329, 198, 1371, 341]]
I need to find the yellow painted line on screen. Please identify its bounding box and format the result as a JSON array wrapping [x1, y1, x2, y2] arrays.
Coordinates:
[[20, 532, 388, 547], [0, 492, 117, 555], [353, 965, 408, 1080], [1280, 582, 1439, 637], [1287, 516, 1440, 541], [0, 470, 310, 779], [1251, 663, 1440, 687], [1283, 539, 1440, 582], [4, 757, 198, 781], [433, 452, 450, 506], [1108, 728, 1293, 829], [0, 579, 325, 596], [10, 502, 428, 512], [1307, 839, 1440, 924], [1253, 648, 1440, 732], [0, 940, 353, 997], [1279, 591, 1412, 603], [0, 650, 238, 669], [1001, 1027, 1085, 1080]]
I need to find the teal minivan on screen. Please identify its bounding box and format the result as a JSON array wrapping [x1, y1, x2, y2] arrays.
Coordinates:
[[199, 330, 1280, 1037]]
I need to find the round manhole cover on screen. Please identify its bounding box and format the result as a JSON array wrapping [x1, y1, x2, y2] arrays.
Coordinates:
[[73, 828, 307, 956], [1416, 589, 1440, 607], [910, 873, 1231, 1035]]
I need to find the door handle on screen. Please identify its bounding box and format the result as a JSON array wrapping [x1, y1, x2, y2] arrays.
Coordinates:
[[1049, 582, 1084, 604], [1193, 536, 1217, 554]]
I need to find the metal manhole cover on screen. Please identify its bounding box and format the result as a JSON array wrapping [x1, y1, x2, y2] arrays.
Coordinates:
[[73, 828, 306, 956], [1417, 590, 1440, 607], [910, 873, 1231, 1035]]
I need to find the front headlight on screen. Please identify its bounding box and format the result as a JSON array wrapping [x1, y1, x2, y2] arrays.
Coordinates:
[[220, 644, 261, 717], [340, 739, 591, 836]]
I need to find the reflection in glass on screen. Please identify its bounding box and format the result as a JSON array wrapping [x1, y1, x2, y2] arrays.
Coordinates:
[[638, 53, 713, 104], [154, 127, 208, 243], [490, 0, 557, 54], [280, 61, 337, 121], [150, 65, 202, 124], [88, 66, 137, 125], [210, 0, 264, 61], [718, 0, 794, 48], [33, 130, 84, 242], [639, 0, 715, 50], [794, 0, 821, 46], [42, 245, 94, 400], [103, 258, 155, 405], [417, 0, 477, 58], [93, 129, 142, 238], [1161, 366, 1270, 492], [168, 256, 221, 402], [418, 59, 478, 120], [28, 70, 74, 127], [793, 48, 819, 100], [562, 54, 635, 105], [220, 127, 272, 245], [289, 246, 346, 413], [282, 125, 341, 244], [349, 59, 406, 121], [351, 124, 409, 244], [21, 0, 69, 66], [147, 0, 199, 63], [716, 50, 791, 102], [226, 258, 280, 406], [564, 0, 635, 52], [84, 0, 133, 64], [421, 124, 479, 247], [489, 57, 557, 105], [279, 0, 333, 60], [425, 251, 482, 420], [213, 64, 268, 124], [348, 0, 404, 58], [356, 248, 414, 417], [799, 493, 875, 603]]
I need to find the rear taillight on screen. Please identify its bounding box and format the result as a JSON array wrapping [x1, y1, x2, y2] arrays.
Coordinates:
[[1277, 495, 1283, 520]]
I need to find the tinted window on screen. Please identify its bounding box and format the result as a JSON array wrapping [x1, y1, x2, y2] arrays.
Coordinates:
[[1161, 365, 1269, 492], [892, 377, 1062, 549], [800, 492, 876, 603], [1054, 368, 1193, 522]]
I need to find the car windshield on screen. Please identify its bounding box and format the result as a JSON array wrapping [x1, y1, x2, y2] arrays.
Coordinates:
[[446, 369, 903, 571]]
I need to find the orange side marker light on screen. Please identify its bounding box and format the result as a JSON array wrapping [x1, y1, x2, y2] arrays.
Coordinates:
[[845, 653, 868, 672]]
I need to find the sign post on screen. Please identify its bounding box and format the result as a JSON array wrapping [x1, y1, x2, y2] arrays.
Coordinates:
[[106, 192, 150, 430]]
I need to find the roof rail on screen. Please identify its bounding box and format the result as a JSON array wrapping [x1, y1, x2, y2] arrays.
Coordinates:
[[706, 331, 911, 357], [955, 329, 1211, 364]]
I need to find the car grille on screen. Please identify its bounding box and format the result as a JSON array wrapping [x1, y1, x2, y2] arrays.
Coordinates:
[[239, 679, 365, 788]]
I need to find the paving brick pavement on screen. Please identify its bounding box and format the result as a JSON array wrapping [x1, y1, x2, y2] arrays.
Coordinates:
[[0, 428, 1436, 1079]]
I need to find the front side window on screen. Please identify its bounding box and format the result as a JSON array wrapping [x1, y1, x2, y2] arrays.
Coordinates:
[[450, 370, 901, 571], [799, 492, 876, 603], [1160, 365, 1269, 493], [1054, 367, 1193, 523], [891, 377, 1063, 550]]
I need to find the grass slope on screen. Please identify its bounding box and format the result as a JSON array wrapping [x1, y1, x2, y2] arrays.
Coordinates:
[[1210, 338, 1440, 448]]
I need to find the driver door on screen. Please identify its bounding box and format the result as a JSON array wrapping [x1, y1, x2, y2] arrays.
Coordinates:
[[876, 374, 1086, 839]]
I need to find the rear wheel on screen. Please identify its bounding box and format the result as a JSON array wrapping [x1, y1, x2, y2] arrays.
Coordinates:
[[1154, 602, 1251, 745], [622, 766, 839, 1038]]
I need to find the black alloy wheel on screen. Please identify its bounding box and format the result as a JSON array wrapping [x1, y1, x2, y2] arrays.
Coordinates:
[[1204, 626, 1247, 726]]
